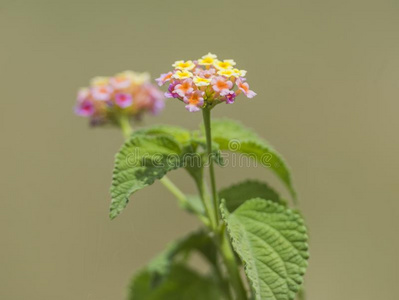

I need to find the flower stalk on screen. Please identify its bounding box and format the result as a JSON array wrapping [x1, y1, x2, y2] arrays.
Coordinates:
[[202, 106, 247, 300], [202, 107, 220, 225]]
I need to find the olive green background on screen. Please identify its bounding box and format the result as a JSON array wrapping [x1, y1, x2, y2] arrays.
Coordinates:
[[1, 0, 398, 299]]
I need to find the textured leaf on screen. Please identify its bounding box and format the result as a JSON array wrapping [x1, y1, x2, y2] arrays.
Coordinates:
[[208, 119, 296, 200], [129, 264, 223, 300], [219, 180, 285, 212], [221, 198, 309, 300], [110, 135, 183, 219]]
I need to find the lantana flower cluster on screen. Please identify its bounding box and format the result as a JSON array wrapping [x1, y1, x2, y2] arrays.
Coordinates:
[[156, 53, 256, 112], [75, 71, 165, 125]]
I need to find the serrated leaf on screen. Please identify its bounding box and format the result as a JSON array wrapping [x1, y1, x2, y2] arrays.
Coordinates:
[[208, 119, 296, 201], [129, 264, 223, 300], [221, 198, 309, 300], [110, 135, 183, 219], [219, 180, 285, 212]]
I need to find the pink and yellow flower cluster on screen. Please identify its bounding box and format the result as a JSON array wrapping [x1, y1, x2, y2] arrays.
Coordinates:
[[75, 71, 164, 125], [156, 53, 256, 112]]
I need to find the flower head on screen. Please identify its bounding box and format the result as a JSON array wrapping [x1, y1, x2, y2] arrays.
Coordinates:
[[74, 71, 165, 126], [158, 53, 256, 112]]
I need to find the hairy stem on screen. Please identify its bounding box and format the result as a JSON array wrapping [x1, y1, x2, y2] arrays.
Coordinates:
[[202, 108, 247, 299], [118, 114, 133, 137], [195, 175, 217, 230]]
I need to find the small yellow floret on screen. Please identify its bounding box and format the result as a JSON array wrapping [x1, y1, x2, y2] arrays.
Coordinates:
[[214, 59, 236, 70], [172, 60, 195, 70], [198, 53, 218, 65], [173, 70, 193, 79], [233, 68, 247, 77], [193, 76, 211, 86], [217, 69, 238, 78]]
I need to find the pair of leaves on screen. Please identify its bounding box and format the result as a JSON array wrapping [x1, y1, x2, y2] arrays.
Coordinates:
[[110, 119, 297, 219], [221, 198, 309, 300]]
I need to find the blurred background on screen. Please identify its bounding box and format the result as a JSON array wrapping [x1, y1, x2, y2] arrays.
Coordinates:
[[1, 0, 398, 299]]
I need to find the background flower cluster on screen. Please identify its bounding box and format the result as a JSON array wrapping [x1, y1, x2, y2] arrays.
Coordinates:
[[75, 71, 164, 125]]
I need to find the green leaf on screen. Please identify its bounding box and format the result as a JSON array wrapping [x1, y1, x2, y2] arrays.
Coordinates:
[[110, 135, 183, 219], [221, 198, 309, 300], [208, 119, 296, 201], [135, 125, 192, 144], [148, 230, 217, 285], [129, 264, 223, 300], [219, 180, 285, 212]]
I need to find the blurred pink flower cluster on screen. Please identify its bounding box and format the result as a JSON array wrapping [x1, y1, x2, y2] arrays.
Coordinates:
[[156, 53, 256, 112], [75, 71, 164, 126]]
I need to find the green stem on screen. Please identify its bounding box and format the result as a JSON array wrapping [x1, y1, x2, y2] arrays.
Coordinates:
[[202, 108, 247, 299], [119, 114, 133, 138], [202, 107, 220, 225], [195, 176, 217, 230]]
